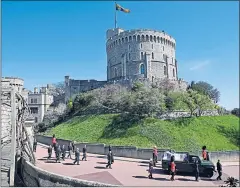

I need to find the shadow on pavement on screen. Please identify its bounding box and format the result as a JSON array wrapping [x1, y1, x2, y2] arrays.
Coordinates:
[[62, 162, 75, 165], [132, 176, 170, 181], [97, 162, 107, 164], [44, 160, 57, 163], [138, 164, 148, 167], [94, 166, 107, 169]]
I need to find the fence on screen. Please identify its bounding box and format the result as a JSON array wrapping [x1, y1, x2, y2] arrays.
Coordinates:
[[36, 135, 240, 162]]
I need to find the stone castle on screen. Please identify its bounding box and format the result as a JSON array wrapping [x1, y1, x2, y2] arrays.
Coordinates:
[[64, 28, 188, 103]]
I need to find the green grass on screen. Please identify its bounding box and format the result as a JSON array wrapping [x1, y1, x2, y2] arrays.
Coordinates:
[[44, 114, 239, 152]]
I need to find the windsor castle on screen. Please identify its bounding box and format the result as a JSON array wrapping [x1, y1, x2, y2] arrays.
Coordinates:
[[64, 28, 188, 103]]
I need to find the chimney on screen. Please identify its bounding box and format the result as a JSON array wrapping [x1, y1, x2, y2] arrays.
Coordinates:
[[34, 87, 38, 94]]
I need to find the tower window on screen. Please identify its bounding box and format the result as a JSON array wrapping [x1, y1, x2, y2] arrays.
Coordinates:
[[173, 68, 175, 77], [141, 43, 142, 49], [163, 46, 164, 51], [140, 64, 145, 74], [164, 66, 167, 75], [152, 44, 153, 49], [129, 53, 131, 60], [141, 52, 144, 60], [152, 76, 154, 82], [152, 52, 154, 59], [114, 67, 117, 77], [129, 45, 131, 50]]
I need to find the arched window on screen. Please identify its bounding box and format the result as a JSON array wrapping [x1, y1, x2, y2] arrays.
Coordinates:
[[137, 35, 140, 41], [122, 38, 124, 43], [141, 43, 142, 49], [129, 45, 131, 50], [150, 35, 153, 42], [146, 35, 149, 41], [140, 64, 145, 74], [152, 76, 154, 82], [133, 35, 136, 41], [129, 36, 132, 42], [129, 53, 131, 60], [119, 39, 121, 44], [157, 36, 160, 43], [152, 44, 153, 49], [141, 35, 145, 41], [152, 52, 154, 59], [163, 46, 164, 51], [116, 40, 118, 45], [115, 67, 117, 77], [164, 66, 167, 75], [161, 37, 163, 44], [141, 52, 144, 60], [125, 37, 128, 42], [173, 68, 175, 77], [154, 36, 156, 42]]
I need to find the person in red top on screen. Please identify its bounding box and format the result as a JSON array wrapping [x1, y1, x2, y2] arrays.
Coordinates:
[[202, 146, 207, 160], [152, 146, 158, 167], [52, 134, 57, 151], [170, 156, 176, 181]]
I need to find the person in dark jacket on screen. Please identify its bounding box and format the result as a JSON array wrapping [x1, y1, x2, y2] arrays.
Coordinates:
[[193, 159, 199, 181], [56, 145, 61, 163], [106, 151, 113, 169], [82, 145, 87, 161], [67, 142, 73, 159], [109, 145, 112, 152], [216, 160, 222, 180], [73, 148, 80, 165], [61, 145, 66, 161], [72, 141, 75, 153], [47, 145, 52, 160], [33, 138, 37, 152]]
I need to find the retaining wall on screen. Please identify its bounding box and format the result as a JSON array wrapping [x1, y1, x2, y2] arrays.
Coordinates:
[[36, 135, 239, 162], [21, 158, 118, 187]]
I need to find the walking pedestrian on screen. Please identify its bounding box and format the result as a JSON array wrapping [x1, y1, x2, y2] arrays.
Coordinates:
[[170, 156, 176, 181], [106, 150, 113, 169], [52, 134, 57, 151], [67, 142, 73, 159], [33, 138, 37, 152], [47, 145, 52, 160], [72, 141, 75, 153], [82, 145, 87, 161], [73, 148, 80, 165], [61, 145, 66, 161], [193, 159, 199, 181], [109, 145, 112, 152], [152, 146, 158, 167], [148, 158, 153, 179], [216, 160, 222, 180], [56, 145, 61, 163]]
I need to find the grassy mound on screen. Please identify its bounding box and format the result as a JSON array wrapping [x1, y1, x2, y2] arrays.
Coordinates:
[[44, 114, 239, 152]]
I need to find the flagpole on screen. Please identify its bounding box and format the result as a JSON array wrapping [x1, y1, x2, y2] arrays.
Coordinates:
[[115, 2, 117, 28]]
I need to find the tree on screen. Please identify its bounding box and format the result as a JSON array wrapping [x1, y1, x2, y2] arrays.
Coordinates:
[[181, 91, 198, 116], [231, 108, 239, 117], [164, 96, 174, 111], [190, 81, 220, 103], [42, 103, 67, 125]]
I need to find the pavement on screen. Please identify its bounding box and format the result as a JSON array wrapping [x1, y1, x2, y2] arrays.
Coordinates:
[[35, 144, 239, 187]]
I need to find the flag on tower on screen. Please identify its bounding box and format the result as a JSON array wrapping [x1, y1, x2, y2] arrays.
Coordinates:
[[116, 3, 130, 13]]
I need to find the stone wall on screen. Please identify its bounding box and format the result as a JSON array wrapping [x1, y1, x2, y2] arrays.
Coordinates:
[[36, 135, 239, 163], [21, 158, 118, 187]]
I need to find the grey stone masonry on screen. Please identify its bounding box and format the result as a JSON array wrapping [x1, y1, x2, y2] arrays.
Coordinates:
[[106, 28, 178, 82]]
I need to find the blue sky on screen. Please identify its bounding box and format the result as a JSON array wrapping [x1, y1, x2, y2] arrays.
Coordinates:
[[2, 1, 239, 110]]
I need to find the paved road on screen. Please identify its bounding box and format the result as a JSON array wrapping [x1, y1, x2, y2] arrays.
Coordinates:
[[35, 144, 239, 187]]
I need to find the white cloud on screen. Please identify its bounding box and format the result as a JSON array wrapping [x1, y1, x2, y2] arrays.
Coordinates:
[[189, 60, 211, 71]]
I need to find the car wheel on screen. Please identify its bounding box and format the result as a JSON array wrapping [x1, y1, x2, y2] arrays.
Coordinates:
[[205, 169, 214, 178]]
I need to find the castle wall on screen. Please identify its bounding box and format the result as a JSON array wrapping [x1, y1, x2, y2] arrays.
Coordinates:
[[106, 28, 177, 81]]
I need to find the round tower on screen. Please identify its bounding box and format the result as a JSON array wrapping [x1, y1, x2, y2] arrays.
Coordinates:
[[106, 28, 178, 82]]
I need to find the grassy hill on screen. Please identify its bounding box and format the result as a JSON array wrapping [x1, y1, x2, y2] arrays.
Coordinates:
[[43, 114, 239, 152]]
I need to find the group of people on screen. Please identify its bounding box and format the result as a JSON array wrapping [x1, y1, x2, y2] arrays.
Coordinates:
[[148, 145, 223, 182], [49, 135, 114, 167], [50, 135, 87, 164]]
